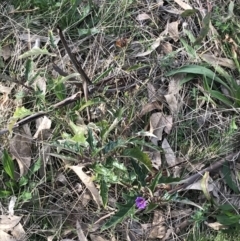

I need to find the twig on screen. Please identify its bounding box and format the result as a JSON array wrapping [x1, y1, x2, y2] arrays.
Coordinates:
[[0, 73, 34, 92], [56, 26, 91, 120], [0, 92, 82, 136], [168, 152, 240, 194]]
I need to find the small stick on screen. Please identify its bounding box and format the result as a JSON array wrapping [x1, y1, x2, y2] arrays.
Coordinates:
[[168, 152, 240, 194]]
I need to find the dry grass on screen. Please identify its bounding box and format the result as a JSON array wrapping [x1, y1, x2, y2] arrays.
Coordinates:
[[1, 0, 240, 240]]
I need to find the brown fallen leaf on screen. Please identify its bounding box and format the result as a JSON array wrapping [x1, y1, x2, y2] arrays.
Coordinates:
[[139, 101, 162, 117], [0, 45, 12, 60], [166, 21, 180, 42], [149, 113, 173, 143], [164, 94, 178, 114], [161, 138, 176, 167], [173, 0, 192, 10], [200, 53, 236, 69], [116, 38, 128, 48], [9, 131, 32, 177], [205, 221, 227, 230], [0, 230, 16, 241], [136, 13, 151, 21], [149, 210, 166, 239], [161, 42, 173, 54], [34, 116, 52, 139], [69, 166, 103, 208]]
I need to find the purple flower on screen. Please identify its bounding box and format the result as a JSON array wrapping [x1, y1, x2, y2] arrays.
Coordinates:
[[135, 197, 147, 209]]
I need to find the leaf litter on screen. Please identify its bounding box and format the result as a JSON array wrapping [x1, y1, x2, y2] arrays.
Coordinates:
[[1, 0, 240, 240]]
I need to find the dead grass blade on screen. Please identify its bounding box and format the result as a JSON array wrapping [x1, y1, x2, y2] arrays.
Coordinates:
[[173, 0, 192, 10]]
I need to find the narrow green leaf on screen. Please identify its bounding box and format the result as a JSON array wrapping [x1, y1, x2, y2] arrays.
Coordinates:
[[166, 65, 231, 91], [54, 82, 66, 100], [2, 150, 15, 180], [123, 147, 152, 171], [149, 172, 162, 192], [208, 90, 233, 106], [29, 158, 42, 174], [0, 190, 12, 198], [79, 97, 104, 112], [217, 214, 240, 226], [180, 39, 197, 59], [222, 161, 239, 194], [101, 196, 136, 231], [181, 9, 198, 17], [25, 59, 33, 82], [19, 47, 56, 59], [193, 12, 211, 46], [144, 202, 158, 213], [93, 68, 113, 84], [100, 179, 109, 208]]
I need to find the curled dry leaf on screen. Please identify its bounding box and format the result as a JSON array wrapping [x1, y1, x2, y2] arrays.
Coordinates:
[[149, 210, 166, 239], [184, 179, 214, 192], [136, 13, 151, 21], [205, 221, 227, 230], [9, 131, 32, 177], [161, 138, 176, 167], [69, 166, 103, 208]]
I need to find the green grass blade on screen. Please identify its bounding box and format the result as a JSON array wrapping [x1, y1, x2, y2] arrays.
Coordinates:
[[2, 150, 15, 180]]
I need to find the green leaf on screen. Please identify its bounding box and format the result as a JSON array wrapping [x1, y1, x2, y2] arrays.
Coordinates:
[[18, 47, 56, 59], [222, 161, 239, 194], [166, 65, 231, 91], [93, 68, 113, 84], [123, 147, 152, 171], [25, 59, 33, 82], [101, 195, 136, 231], [54, 82, 66, 100], [131, 159, 147, 187], [19, 176, 28, 186], [79, 97, 104, 112], [180, 39, 197, 59], [208, 90, 233, 106], [100, 179, 109, 208], [78, 27, 100, 37], [181, 9, 198, 17], [144, 202, 158, 213], [103, 139, 128, 154], [0, 190, 12, 198], [2, 150, 15, 180], [19, 192, 32, 202], [217, 214, 240, 226], [193, 12, 211, 46], [29, 158, 42, 174], [149, 172, 162, 192], [87, 128, 94, 151]]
